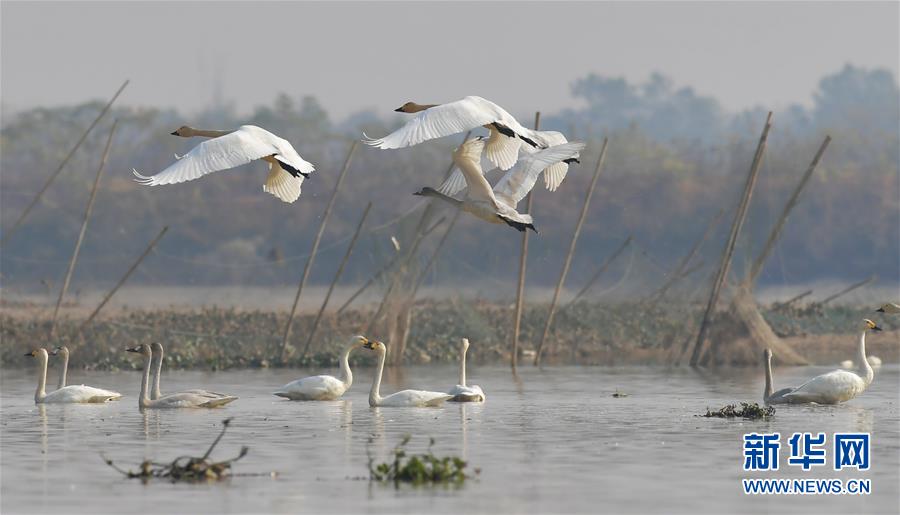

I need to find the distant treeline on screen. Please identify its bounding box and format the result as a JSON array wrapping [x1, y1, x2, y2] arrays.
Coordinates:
[[1, 65, 897, 295]]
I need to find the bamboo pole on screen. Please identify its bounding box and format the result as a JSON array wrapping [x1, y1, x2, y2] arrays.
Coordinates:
[[562, 235, 632, 311], [279, 141, 357, 362], [534, 137, 609, 366], [773, 289, 813, 310], [299, 202, 372, 360], [409, 210, 462, 300], [1, 80, 128, 248], [50, 120, 118, 338], [820, 276, 874, 306], [81, 226, 169, 328], [511, 112, 540, 373], [746, 136, 831, 285], [336, 219, 444, 315], [689, 112, 773, 367], [646, 208, 725, 305]]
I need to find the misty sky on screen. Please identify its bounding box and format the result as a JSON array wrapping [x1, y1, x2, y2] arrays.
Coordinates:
[[2, 1, 898, 119]]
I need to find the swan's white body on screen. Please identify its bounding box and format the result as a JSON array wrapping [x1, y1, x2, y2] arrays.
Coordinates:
[[27, 349, 121, 404], [133, 125, 315, 203], [127, 344, 237, 409], [780, 320, 880, 404], [439, 129, 580, 196], [150, 342, 226, 401], [417, 137, 585, 232], [763, 348, 797, 405], [363, 96, 541, 170], [448, 338, 485, 402], [364, 341, 451, 407], [273, 337, 366, 400]]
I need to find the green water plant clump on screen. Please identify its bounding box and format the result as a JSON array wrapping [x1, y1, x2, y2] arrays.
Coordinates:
[[702, 402, 775, 420], [368, 434, 474, 485]]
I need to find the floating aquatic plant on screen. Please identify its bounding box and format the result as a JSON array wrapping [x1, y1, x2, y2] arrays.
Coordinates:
[[701, 402, 775, 420], [368, 434, 474, 485], [101, 418, 265, 483]]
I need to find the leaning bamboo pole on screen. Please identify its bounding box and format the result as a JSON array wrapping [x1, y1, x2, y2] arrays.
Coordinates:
[[534, 137, 609, 366], [50, 120, 118, 338], [1, 80, 128, 248], [299, 202, 372, 360], [746, 136, 831, 285], [562, 235, 633, 310], [819, 275, 874, 306], [689, 112, 773, 367], [279, 141, 357, 362], [81, 226, 169, 328], [511, 112, 540, 373]]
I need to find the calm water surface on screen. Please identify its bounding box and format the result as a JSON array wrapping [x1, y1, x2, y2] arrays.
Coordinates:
[[1, 364, 898, 514]]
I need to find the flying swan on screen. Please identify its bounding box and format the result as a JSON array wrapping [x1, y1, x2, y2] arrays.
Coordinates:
[[26, 348, 122, 404], [273, 335, 369, 400], [126, 343, 237, 409], [362, 340, 452, 407], [414, 136, 585, 232], [876, 302, 900, 314], [778, 319, 882, 404], [364, 96, 548, 171], [447, 338, 485, 402], [133, 125, 315, 203]]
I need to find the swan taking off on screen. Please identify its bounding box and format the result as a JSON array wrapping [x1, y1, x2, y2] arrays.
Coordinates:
[[362, 340, 452, 407], [415, 137, 585, 232], [126, 343, 237, 409], [448, 338, 485, 402], [273, 335, 369, 400], [25, 348, 122, 404], [363, 96, 543, 170], [779, 319, 882, 404], [133, 125, 315, 203]]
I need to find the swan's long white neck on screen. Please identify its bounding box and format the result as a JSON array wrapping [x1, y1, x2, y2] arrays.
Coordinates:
[[139, 352, 152, 409], [184, 127, 230, 138], [152, 346, 163, 400], [764, 353, 774, 400], [459, 343, 468, 387], [857, 330, 874, 385], [35, 351, 48, 403], [369, 347, 386, 406], [57, 348, 69, 390], [339, 344, 355, 390]]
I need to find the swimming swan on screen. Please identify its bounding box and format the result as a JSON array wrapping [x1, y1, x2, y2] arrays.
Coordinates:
[[126, 343, 237, 409], [762, 348, 798, 405], [49, 345, 69, 389], [448, 338, 485, 402], [150, 342, 228, 400], [25, 348, 122, 404], [780, 319, 881, 404], [133, 125, 315, 203], [273, 335, 369, 400], [363, 96, 542, 170], [415, 137, 585, 232], [362, 340, 452, 407]]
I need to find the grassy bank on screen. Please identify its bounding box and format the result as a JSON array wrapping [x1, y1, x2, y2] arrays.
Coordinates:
[[1, 299, 895, 371]]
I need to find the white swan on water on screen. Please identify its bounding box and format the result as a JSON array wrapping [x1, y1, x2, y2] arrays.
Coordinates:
[[762, 348, 797, 405], [273, 336, 368, 400], [415, 137, 584, 232], [363, 96, 542, 170], [448, 338, 485, 402], [49, 345, 69, 389], [150, 342, 228, 400], [133, 125, 315, 203], [363, 340, 452, 407], [26, 348, 121, 404], [126, 343, 237, 409], [778, 319, 882, 404]]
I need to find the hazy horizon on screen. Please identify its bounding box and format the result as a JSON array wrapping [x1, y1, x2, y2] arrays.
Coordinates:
[[2, 1, 898, 119]]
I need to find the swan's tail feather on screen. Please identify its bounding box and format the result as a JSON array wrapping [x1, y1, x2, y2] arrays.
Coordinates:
[[132, 168, 158, 186]]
